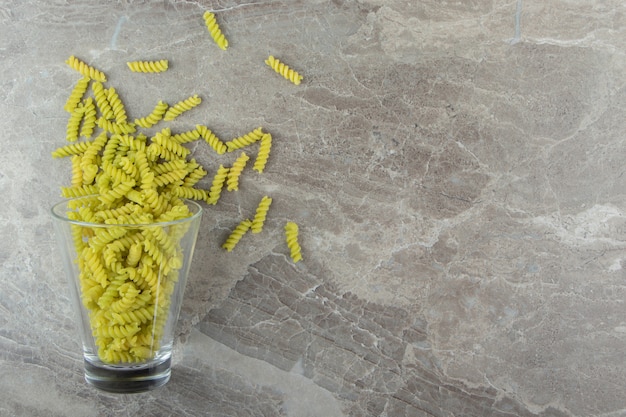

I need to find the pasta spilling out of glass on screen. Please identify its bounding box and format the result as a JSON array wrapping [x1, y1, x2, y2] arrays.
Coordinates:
[[56, 19, 306, 363]]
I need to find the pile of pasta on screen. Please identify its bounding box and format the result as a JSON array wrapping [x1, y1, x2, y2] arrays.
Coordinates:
[[56, 12, 306, 362]]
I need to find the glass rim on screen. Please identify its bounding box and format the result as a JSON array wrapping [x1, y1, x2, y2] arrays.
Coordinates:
[[50, 197, 203, 228]]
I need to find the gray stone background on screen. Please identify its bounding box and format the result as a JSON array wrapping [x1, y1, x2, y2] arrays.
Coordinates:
[[1, 0, 625, 416]]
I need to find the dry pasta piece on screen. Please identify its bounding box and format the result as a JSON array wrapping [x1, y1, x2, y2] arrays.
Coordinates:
[[171, 128, 201, 144], [151, 129, 191, 159], [225, 127, 264, 152], [80, 97, 97, 138], [92, 81, 114, 120], [197, 125, 227, 154], [97, 117, 136, 135], [203, 11, 228, 50], [251, 196, 272, 234], [107, 87, 128, 124], [66, 103, 85, 142], [206, 165, 229, 205], [182, 164, 207, 188], [253, 133, 272, 173], [52, 140, 93, 158], [222, 219, 252, 252], [174, 186, 209, 201], [127, 60, 169, 73], [163, 94, 201, 121], [64, 77, 90, 113], [71, 155, 83, 187], [65, 55, 107, 82], [135, 101, 168, 128], [227, 152, 249, 191], [285, 221, 303, 262], [265, 55, 303, 85]]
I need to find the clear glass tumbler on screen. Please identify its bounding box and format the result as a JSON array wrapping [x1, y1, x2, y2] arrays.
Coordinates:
[[51, 198, 202, 393]]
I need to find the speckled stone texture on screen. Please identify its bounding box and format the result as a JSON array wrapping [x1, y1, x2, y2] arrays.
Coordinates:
[[1, 0, 625, 416]]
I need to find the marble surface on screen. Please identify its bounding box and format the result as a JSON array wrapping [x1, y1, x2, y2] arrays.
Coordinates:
[[1, 0, 625, 416]]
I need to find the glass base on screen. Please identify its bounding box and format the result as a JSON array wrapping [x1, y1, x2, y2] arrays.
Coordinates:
[[84, 357, 171, 393]]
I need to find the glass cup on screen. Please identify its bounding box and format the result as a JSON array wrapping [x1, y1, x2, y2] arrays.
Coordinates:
[[51, 198, 202, 393]]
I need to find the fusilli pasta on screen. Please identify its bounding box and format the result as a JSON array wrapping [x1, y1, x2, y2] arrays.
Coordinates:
[[163, 95, 202, 121], [127, 60, 169, 73], [197, 125, 227, 154], [64, 77, 90, 113], [66, 55, 107, 82], [227, 152, 249, 191], [284, 221, 303, 262], [251, 196, 272, 234], [135, 101, 168, 129], [265, 55, 303, 85], [203, 11, 228, 50], [206, 165, 229, 205], [253, 133, 272, 173], [222, 219, 252, 252], [225, 127, 264, 152]]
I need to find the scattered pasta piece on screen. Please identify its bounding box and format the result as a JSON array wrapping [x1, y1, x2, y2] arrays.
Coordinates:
[[171, 128, 201, 144], [127, 60, 169, 73], [92, 81, 115, 120], [284, 221, 303, 262], [135, 101, 168, 129], [163, 94, 202, 121], [265, 55, 303, 85], [203, 11, 228, 50], [107, 87, 128, 124], [197, 125, 227, 154], [253, 133, 272, 173], [206, 165, 229, 205], [66, 55, 107, 82], [227, 152, 249, 191], [225, 127, 264, 152], [222, 219, 252, 252], [251, 196, 272, 234], [66, 103, 85, 142], [64, 77, 90, 113], [80, 97, 97, 138]]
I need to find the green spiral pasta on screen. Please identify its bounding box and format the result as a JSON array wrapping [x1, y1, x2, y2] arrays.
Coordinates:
[[152, 129, 191, 159], [203, 11, 228, 51], [196, 124, 227, 154], [66, 104, 85, 142], [182, 164, 207, 188], [91, 81, 114, 120], [153, 169, 188, 187], [173, 186, 209, 201], [225, 127, 264, 152], [227, 152, 249, 191], [97, 117, 136, 135], [64, 77, 90, 113], [251, 195, 272, 234], [52, 140, 93, 158], [222, 219, 252, 252], [71, 155, 84, 187], [163, 94, 202, 121], [265, 55, 303, 85], [135, 101, 168, 129], [171, 128, 201, 144], [127, 60, 169, 73], [206, 164, 229, 205], [106, 87, 128, 124], [66, 55, 107, 82], [285, 221, 303, 262], [253, 133, 272, 173], [80, 97, 97, 138]]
